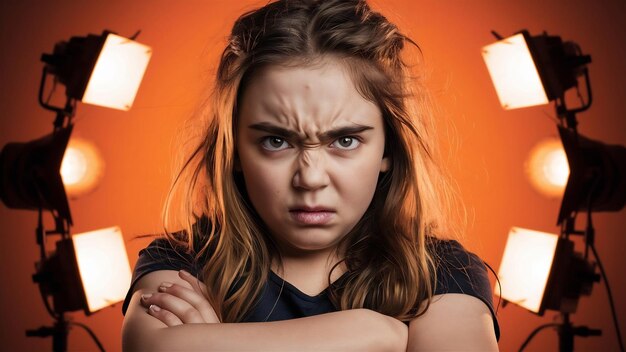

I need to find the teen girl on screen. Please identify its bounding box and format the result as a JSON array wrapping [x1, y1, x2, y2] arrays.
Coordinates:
[[122, 0, 500, 350]]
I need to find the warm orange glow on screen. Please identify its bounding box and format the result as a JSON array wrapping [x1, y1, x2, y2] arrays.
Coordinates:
[[482, 33, 549, 109], [72, 227, 132, 314], [61, 137, 104, 199], [525, 138, 570, 198], [495, 227, 559, 313], [82, 33, 152, 110]]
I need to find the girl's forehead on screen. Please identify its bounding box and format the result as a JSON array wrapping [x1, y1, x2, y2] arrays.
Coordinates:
[[238, 60, 382, 132]]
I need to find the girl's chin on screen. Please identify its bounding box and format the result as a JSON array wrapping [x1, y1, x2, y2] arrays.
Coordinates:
[[277, 236, 345, 254], [265, 224, 351, 254]]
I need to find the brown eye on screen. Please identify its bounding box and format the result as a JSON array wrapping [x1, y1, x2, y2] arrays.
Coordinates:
[[332, 136, 360, 150], [261, 136, 290, 151]]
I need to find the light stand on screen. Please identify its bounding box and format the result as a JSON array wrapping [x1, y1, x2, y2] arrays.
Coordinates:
[[483, 30, 625, 352], [551, 75, 624, 351], [22, 77, 96, 352], [0, 30, 150, 352]]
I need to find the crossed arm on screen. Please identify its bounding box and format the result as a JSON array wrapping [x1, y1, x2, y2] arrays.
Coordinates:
[[121, 270, 498, 351]]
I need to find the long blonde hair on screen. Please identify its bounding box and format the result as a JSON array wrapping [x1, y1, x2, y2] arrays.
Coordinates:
[[163, 0, 461, 323]]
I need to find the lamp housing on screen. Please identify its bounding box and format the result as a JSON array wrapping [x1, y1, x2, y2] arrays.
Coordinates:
[[41, 31, 152, 111], [557, 126, 626, 225], [33, 227, 132, 315], [482, 30, 590, 109], [496, 227, 598, 315], [0, 125, 73, 224]]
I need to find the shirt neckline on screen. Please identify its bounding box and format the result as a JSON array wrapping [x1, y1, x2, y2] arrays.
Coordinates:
[[268, 270, 348, 302]]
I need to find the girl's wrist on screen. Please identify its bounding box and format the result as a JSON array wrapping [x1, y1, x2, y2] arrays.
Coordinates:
[[359, 309, 408, 351]]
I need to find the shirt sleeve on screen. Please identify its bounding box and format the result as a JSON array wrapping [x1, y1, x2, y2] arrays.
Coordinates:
[[432, 239, 501, 341], [121, 236, 200, 315]]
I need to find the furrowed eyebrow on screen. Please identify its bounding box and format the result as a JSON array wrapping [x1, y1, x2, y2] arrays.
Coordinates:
[[248, 122, 374, 142], [320, 125, 374, 140], [248, 123, 300, 140]]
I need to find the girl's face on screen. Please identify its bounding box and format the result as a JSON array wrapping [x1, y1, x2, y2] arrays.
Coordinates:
[[236, 59, 389, 257]]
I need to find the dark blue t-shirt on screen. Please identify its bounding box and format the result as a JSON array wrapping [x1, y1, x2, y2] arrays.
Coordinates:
[[122, 233, 500, 341]]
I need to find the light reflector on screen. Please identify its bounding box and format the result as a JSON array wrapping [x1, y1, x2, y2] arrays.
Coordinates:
[[495, 227, 559, 313], [482, 33, 549, 109], [525, 138, 570, 198], [82, 33, 152, 111], [61, 137, 105, 199], [72, 226, 132, 313]]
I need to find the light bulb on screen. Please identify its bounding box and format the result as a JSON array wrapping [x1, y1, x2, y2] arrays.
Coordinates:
[[61, 137, 104, 198], [525, 138, 570, 198]]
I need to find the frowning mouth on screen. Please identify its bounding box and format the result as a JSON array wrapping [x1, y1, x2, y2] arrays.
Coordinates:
[[289, 206, 335, 225]]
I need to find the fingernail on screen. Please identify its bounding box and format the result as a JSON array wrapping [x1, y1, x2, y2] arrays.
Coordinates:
[[149, 304, 161, 312], [180, 270, 190, 276], [141, 294, 152, 301], [160, 282, 173, 288]]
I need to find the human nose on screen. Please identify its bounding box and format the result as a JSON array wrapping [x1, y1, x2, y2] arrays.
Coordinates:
[[292, 150, 330, 191]]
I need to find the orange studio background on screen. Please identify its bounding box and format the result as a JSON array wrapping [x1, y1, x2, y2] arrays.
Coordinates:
[[1, 1, 625, 351]]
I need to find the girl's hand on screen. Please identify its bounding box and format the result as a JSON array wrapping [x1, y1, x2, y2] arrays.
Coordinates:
[[140, 270, 220, 326]]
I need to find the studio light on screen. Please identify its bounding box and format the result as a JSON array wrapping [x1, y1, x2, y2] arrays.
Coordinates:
[[35, 227, 132, 315], [1, 30, 151, 352], [482, 32, 549, 109], [72, 227, 132, 313], [482, 30, 588, 110], [41, 31, 152, 111], [496, 227, 596, 315]]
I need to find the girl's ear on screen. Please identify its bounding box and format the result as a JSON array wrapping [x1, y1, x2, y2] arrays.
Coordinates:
[[380, 156, 390, 172]]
